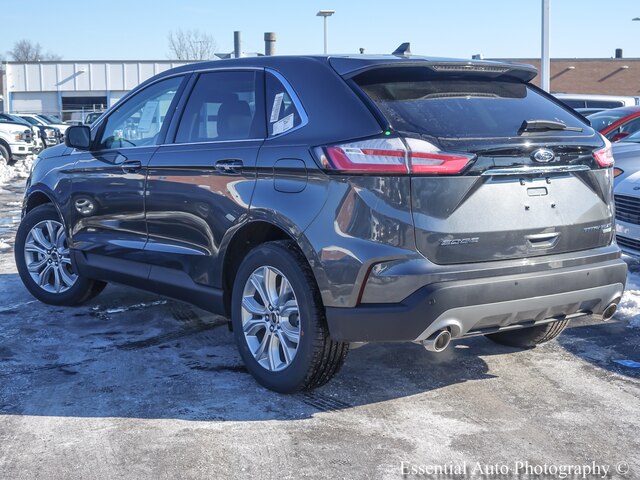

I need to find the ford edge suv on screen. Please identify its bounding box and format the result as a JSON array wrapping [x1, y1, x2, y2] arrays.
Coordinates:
[[15, 53, 627, 392]]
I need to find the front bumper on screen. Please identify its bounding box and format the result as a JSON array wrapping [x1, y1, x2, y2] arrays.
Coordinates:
[[325, 258, 627, 342]]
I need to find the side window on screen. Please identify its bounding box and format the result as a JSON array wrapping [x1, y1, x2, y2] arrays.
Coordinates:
[[620, 116, 640, 134], [175, 71, 264, 143], [266, 72, 303, 137], [98, 76, 183, 150]]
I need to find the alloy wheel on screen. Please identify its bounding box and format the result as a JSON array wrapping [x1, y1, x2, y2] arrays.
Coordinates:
[[24, 220, 77, 293], [241, 266, 301, 372]]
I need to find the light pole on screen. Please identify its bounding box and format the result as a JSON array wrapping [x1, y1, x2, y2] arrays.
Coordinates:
[[316, 10, 335, 54], [540, 0, 550, 92]]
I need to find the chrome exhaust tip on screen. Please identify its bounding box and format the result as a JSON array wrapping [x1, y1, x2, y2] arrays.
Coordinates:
[[602, 303, 618, 322], [422, 329, 452, 352]]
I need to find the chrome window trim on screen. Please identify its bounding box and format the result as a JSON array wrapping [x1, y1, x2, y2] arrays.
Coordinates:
[[264, 68, 309, 139], [481, 165, 591, 176]]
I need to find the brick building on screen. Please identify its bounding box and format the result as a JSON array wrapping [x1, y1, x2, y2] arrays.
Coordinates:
[[499, 57, 640, 96]]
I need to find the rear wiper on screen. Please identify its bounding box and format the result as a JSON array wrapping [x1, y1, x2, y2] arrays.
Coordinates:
[[518, 119, 583, 134]]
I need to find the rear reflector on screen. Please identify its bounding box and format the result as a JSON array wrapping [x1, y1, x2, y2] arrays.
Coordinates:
[[593, 136, 614, 168], [318, 136, 475, 175]]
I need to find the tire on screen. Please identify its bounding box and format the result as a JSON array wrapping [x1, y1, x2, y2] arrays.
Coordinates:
[[15, 204, 107, 306], [0, 143, 12, 165], [231, 240, 348, 393], [485, 319, 571, 348]]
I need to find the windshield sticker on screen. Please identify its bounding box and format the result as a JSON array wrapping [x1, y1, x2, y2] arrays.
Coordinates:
[[270, 92, 284, 123], [272, 113, 294, 135]]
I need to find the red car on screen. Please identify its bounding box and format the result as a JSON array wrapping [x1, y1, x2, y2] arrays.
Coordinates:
[[587, 106, 640, 142]]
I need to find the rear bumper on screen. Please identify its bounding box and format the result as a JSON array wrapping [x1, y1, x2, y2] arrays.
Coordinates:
[[325, 258, 627, 342]]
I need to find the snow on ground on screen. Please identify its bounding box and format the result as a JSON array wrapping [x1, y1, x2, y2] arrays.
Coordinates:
[[618, 270, 640, 328], [0, 155, 34, 186]]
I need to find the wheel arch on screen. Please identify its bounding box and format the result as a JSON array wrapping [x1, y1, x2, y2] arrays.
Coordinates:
[[220, 219, 326, 317]]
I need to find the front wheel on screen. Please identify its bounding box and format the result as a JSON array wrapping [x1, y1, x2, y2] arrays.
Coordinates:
[[15, 204, 106, 306], [231, 240, 348, 393]]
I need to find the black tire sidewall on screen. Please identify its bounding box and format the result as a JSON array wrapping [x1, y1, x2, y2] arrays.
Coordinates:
[[15, 204, 96, 306], [0, 143, 11, 164], [231, 243, 321, 393]]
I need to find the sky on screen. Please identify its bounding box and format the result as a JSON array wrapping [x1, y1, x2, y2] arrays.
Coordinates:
[[2, 0, 640, 61]]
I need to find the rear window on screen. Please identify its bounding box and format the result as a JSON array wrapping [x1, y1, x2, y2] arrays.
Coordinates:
[[353, 68, 585, 139]]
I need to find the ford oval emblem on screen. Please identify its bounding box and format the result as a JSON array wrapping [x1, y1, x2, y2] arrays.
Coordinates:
[[532, 148, 555, 163]]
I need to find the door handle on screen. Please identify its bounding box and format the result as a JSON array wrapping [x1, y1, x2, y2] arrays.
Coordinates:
[[121, 160, 142, 173], [215, 159, 243, 175]]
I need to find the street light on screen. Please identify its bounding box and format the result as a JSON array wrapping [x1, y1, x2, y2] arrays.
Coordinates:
[[316, 10, 335, 54]]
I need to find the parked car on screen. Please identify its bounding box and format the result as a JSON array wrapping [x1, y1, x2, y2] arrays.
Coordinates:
[[587, 106, 640, 142], [17, 114, 70, 136], [611, 133, 640, 184], [553, 93, 639, 110], [83, 111, 104, 125], [15, 53, 627, 392], [0, 121, 34, 164], [614, 170, 640, 258], [0, 113, 61, 150], [575, 107, 607, 116]]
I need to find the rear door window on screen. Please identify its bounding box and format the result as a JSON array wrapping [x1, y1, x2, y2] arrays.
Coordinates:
[[175, 70, 265, 143], [353, 67, 586, 139]]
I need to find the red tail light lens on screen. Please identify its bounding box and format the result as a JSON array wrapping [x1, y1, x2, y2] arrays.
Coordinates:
[[593, 136, 614, 168], [405, 138, 475, 175], [318, 137, 475, 175], [321, 138, 408, 173]]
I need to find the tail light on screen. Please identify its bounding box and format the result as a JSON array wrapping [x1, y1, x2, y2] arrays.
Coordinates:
[[316, 136, 475, 175], [593, 136, 614, 168]]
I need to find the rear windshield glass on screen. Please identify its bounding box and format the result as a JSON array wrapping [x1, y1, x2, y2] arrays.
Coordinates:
[[354, 68, 585, 139], [587, 109, 633, 131]]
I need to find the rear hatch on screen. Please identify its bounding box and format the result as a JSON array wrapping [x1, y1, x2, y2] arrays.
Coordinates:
[[347, 63, 614, 264]]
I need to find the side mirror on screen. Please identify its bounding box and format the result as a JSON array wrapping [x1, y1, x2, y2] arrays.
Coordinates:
[[65, 125, 92, 150]]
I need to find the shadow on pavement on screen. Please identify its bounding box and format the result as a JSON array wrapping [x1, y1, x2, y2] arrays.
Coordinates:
[[0, 272, 507, 422]]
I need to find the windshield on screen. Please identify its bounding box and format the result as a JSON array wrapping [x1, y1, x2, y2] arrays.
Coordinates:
[[38, 114, 64, 124], [621, 130, 640, 143], [587, 110, 632, 131], [20, 116, 42, 126], [354, 67, 586, 139]]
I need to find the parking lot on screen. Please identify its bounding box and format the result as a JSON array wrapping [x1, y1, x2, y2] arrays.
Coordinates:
[[0, 175, 639, 479]]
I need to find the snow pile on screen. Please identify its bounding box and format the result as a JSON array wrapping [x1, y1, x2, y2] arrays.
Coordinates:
[[618, 272, 640, 328], [0, 155, 34, 185]]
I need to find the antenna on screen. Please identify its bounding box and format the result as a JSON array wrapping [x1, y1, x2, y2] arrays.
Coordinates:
[[392, 42, 411, 56]]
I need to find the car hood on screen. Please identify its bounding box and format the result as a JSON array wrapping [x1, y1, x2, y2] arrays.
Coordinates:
[[614, 170, 640, 196]]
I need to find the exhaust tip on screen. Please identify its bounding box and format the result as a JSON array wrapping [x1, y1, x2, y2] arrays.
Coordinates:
[[422, 329, 452, 352], [602, 303, 617, 321]]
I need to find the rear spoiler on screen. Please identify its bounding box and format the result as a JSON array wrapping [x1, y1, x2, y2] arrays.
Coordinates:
[[331, 57, 538, 83]]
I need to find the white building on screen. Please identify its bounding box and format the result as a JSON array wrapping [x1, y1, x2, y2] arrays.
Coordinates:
[[1, 60, 191, 121]]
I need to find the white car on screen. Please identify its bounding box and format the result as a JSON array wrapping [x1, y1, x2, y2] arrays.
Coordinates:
[[17, 114, 70, 135], [0, 121, 34, 164], [614, 170, 640, 257]]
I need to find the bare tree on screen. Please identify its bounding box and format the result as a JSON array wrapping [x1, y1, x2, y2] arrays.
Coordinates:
[[8, 40, 61, 61], [168, 29, 217, 61]]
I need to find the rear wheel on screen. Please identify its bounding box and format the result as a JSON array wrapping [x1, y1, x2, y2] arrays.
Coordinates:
[[15, 204, 106, 306], [231, 240, 348, 393], [485, 319, 571, 348]]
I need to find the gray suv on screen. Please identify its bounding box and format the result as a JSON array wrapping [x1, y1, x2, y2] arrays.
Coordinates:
[[15, 53, 627, 392]]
